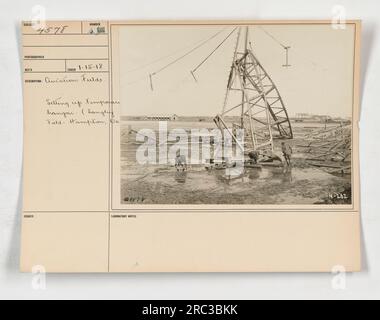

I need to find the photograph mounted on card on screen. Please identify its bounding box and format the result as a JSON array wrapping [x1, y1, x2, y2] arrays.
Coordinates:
[[21, 20, 361, 273]]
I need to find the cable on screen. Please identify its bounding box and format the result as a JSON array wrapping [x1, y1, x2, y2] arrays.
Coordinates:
[[222, 27, 242, 113], [124, 27, 229, 74], [124, 28, 228, 87], [257, 26, 287, 49], [151, 27, 231, 77], [191, 27, 238, 74], [257, 26, 292, 67]]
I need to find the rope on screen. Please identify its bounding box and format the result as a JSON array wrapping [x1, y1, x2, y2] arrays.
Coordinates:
[[124, 27, 228, 74], [222, 27, 241, 113], [258, 26, 287, 49], [151, 27, 230, 76], [191, 27, 238, 74], [124, 28, 229, 88]]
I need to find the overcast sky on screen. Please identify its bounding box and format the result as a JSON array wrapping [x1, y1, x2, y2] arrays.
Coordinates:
[[118, 24, 355, 118]]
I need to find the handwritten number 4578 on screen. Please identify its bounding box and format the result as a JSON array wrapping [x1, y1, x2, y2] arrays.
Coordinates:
[[37, 26, 69, 35]]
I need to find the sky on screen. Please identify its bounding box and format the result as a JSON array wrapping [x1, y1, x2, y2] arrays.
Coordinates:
[[117, 24, 355, 118]]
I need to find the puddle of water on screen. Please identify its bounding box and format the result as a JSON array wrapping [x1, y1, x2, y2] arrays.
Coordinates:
[[120, 121, 351, 205], [121, 163, 349, 204]]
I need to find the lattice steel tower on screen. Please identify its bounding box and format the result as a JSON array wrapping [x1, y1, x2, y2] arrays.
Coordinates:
[[214, 26, 293, 155]]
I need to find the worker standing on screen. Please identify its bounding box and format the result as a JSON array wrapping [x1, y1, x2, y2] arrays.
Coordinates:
[[281, 142, 292, 166]]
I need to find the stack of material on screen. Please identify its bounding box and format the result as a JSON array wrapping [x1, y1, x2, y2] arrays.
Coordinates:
[[299, 124, 351, 175]]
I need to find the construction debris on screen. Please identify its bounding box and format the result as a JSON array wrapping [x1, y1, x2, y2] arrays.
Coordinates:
[[298, 124, 351, 175]]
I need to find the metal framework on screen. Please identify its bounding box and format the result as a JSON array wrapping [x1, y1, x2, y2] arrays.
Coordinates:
[[214, 27, 293, 154]]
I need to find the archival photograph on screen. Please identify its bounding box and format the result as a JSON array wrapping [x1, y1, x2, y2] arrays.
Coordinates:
[[118, 24, 355, 205]]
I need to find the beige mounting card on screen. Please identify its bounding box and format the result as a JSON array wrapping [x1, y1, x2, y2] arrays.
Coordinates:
[[20, 20, 361, 273]]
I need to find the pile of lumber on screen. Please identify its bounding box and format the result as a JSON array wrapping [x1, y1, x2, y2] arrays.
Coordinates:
[[298, 125, 351, 175]]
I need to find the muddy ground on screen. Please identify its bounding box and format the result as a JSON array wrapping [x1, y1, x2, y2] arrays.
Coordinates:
[[120, 121, 352, 205]]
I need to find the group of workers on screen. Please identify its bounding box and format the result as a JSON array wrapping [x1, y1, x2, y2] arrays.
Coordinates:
[[175, 142, 293, 172]]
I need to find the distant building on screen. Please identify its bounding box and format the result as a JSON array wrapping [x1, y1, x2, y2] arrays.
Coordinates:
[[294, 113, 332, 123], [295, 113, 311, 122], [316, 115, 333, 123], [145, 114, 179, 121]]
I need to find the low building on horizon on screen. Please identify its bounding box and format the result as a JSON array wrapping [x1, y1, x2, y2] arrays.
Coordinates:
[[145, 114, 179, 121]]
